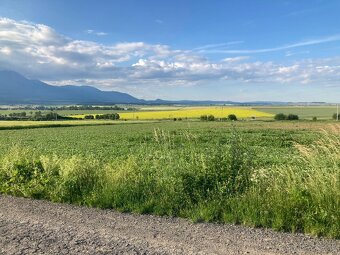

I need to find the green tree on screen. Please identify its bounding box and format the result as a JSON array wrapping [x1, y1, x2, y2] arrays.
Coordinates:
[[200, 115, 208, 121], [207, 115, 215, 121], [287, 114, 299, 120], [274, 113, 286, 120], [228, 114, 237, 121]]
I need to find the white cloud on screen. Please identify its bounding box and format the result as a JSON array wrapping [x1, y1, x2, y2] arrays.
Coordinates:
[[0, 17, 340, 94], [200, 35, 340, 54], [193, 41, 244, 51], [0, 46, 11, 55], [222, 56, 250, 63], [85, 29, 108, 36]]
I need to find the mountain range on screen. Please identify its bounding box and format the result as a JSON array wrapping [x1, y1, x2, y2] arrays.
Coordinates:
[[0, 70, 142, 104], [0, 70, 327, 105], [0, 70, 236, 105]]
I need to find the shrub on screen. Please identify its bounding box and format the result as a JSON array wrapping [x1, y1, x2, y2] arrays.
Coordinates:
[[274, 113, 286, 120], [312, 116, 317, 121], [287, 114, 299, 120], [333, 113, 340, 120], [207, 115, 215, 121], [0, 147, 57, 199], [200, 115, 208, 121], [228, 114, 237, 121], [96, 113, 120, 120]]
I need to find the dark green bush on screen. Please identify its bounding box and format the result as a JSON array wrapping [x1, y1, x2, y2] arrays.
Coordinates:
[[287, 114, 299, 120], [228, 114, 237, 121], [95, 113, 120, 120], [274, 113, 287, 120], [207, 115, 215, 121], [200, 115, 208, 121]]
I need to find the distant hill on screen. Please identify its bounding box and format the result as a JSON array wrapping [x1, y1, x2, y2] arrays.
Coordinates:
[[0, 70, 330, 106], [0, 70, 142, 104]]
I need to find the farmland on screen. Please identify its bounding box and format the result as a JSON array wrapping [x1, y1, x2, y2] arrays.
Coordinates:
[[118, 107, 273, 120], [67, 106, 273, 120], [1, 105, 338, 120], [0, 120, 339, 238], [0, 120, 151, 130], [254, 106, 337, 120]]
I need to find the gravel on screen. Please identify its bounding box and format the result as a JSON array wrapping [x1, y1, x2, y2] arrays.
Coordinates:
[[0, 195, 339, 255]]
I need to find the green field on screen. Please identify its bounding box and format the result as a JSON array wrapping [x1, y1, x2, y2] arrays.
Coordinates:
[[254, 106, 337, 119], [0, 121, 322, 160], [0, 109, 123, 116], [0, 120, 339, 238], [0, 119, 153, 130]]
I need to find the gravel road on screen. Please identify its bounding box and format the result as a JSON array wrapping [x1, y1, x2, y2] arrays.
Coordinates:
[[0, 195, 339, 255]]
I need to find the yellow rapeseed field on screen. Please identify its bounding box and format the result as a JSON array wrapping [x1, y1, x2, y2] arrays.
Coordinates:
[[119, 107, 273, 120]]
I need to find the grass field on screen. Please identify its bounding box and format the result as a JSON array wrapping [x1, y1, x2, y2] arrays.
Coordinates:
[[0, 120, 339, 238], [254, 106, 337, 120], [0, 109, 122, 115], [0, 120, 150, 130]]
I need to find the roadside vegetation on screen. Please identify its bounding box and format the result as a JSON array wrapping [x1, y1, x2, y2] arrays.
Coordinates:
[[0, 121, 338, 238]]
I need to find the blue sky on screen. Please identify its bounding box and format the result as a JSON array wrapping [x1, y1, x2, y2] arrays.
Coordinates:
[[0, 0, 339, 102]]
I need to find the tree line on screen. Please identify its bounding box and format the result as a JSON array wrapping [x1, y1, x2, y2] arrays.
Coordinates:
[[0, 111, 74, 121]]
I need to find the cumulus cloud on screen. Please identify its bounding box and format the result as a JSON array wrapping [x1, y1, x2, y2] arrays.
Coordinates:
[[1, 17, 340, 94]]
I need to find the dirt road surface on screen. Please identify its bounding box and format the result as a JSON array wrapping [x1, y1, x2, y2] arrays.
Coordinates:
[[0, 195, 339, 255]]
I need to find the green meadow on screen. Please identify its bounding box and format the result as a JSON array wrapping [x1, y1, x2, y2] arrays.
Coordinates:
[[0, 120, 339, 238], [254, 106, 337, 119]]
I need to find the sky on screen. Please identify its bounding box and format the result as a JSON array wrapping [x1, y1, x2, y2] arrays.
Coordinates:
[[0, 0, 339, 102]]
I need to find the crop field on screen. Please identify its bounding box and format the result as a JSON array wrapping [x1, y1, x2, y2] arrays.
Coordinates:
[[254, 106, 337, 119], [0, 121, 323, 159], [0, 109, 114, 115], [1, 105, 336, 121], [0, 120, 150, 130], [68, 107, 273, 120], [0, 120, 339, 238], [119, 107, 273, 120]]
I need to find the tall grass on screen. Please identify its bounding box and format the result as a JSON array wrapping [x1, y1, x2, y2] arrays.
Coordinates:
[[0, 127, 339, 238], [226, 127, 339, 238]]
